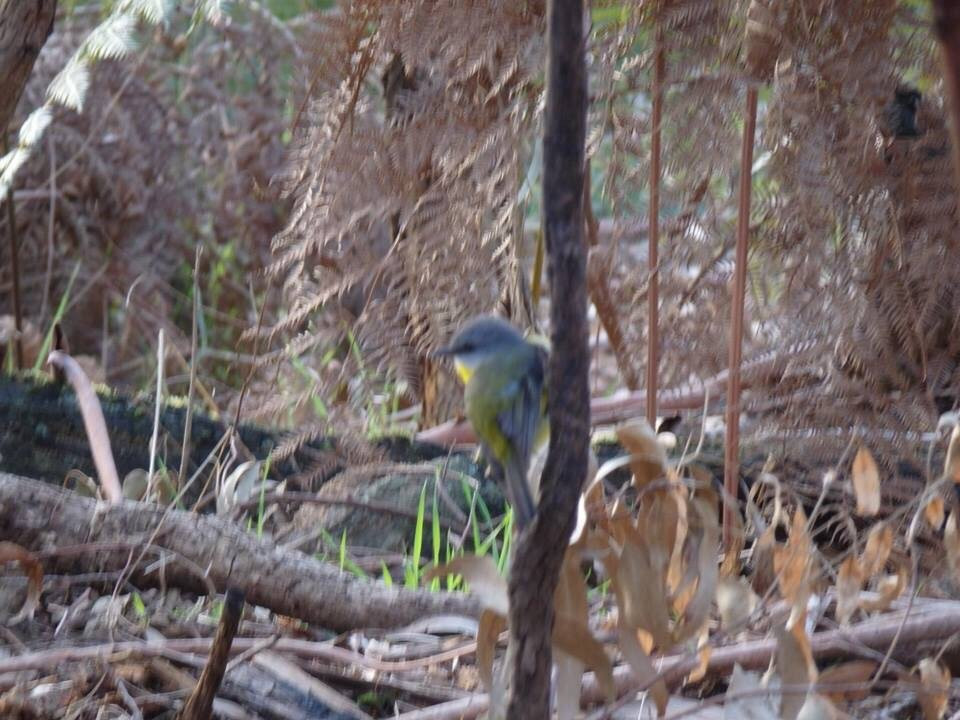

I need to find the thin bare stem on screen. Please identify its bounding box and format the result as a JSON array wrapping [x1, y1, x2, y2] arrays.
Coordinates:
[[46, 351, 122, 503], [723, 86, 758, 549], [178, 246, 202, 485], [3, 135, 23, 370], [646, 27, 664, 426]]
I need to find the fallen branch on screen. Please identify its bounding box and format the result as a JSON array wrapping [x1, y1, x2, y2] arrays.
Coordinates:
[[0, 633, 478, 677], [0, 472, 479, 631], [393, 601, 960, 720]]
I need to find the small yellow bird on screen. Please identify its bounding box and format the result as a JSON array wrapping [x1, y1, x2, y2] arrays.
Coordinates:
[[434, 316, 548, 528]]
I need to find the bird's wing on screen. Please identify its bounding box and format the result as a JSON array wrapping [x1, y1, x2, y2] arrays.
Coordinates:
[[494, 349, 544, 525], [495, 351, 544, 475]]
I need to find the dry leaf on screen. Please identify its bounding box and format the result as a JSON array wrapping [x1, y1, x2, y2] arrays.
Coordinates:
[[554, 650, 584, 720], [686, 643, 712, 685], [776, 615, 818, 720], [617, 420, 669, 489], [722, 664, 778, 720], [795, 693, 841, 720], [851, 447, 881, 517], [945, 425, 960, 484], [818, 660, 877, 705], [774, 508, 815, 609], [552, 618, 615, 704], [834, 556, 862, 626], [617, 536, 674, 649], [944, 512, 960, 583], [0, 316, 43, 367], [859, 559, 907, 613], [475, 609, 506, 692], [860, 522, 893, 577], [424, 555, 507, 615], [925, 496, 945, 530], [720, 490, 746, 578], [917, 658, 950, 720], [0, 542, 43, 625], [552, 549, 615, 703], [717, 576, 758, 632], [671, 489, 719, 644], [618, 623, 669, 717], [751, 524, 778, 597]]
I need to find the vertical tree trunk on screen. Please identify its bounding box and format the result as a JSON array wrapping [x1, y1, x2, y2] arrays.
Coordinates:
[[0, 0, 57, 134], [506, 0, 588, 717], [1, 0, 56, 371], [932, 0, 960, 212]]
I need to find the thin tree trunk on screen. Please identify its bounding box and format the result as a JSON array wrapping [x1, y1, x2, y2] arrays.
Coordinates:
[[0, 0, 57, 134], [932, 0, 960, 211], [506, 0, 589, 717]]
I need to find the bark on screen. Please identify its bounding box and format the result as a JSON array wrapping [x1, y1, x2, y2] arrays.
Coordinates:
[[506, 0, 589, 717], [0, 0, 57, 133], [932, 0, 960, 211], [0, 472, 480, 631], [178, 587, 244, 720]]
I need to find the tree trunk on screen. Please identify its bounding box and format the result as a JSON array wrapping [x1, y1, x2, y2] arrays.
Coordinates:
[[506, 0, 589, 717], [0, 0, 57, 134]]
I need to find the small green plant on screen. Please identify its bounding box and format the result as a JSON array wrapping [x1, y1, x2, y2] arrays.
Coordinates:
[[430, 473, 442, 591], [255, 457, 272, 538], [404, 482, 428, 589], [314, 528, 367, 578], [131, 591, 148, 621], [30, 261, 81, 373]]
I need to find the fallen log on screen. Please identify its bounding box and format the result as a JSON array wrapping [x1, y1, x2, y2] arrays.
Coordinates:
[[0, 472, 480, 631]]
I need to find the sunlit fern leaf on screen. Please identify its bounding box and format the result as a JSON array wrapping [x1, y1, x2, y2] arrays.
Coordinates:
[[46, 58, 92, 112], [83, 14, 139, 61], [0, 149, 30, 191], [120, 0, 175, 24], [17, 108, 53, 148], [198, 0, 232, 24]]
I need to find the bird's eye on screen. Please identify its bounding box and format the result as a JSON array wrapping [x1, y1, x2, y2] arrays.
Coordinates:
[[460, 342, 474, 353]]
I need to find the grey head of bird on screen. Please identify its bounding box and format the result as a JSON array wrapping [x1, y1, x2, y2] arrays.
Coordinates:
[[434, 315, 527, 375]]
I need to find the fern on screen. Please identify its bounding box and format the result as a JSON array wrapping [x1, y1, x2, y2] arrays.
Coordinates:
[[0, 0, 200, 195]]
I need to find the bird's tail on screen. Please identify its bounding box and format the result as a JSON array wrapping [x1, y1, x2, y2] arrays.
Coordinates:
[[504, 455, 537, 529]]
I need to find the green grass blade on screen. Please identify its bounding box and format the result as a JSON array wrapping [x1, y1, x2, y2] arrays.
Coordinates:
[[33, 261, 81, 371], [405, 481, 428, 589]]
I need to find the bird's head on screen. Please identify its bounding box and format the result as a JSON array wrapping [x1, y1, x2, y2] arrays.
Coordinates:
[[433, 315, 527, 384]]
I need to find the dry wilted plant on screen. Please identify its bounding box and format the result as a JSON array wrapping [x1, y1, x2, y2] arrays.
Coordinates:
[[429, 420, 960, 717], [264, 0, 957, 490], [259, 0, 549, 439]]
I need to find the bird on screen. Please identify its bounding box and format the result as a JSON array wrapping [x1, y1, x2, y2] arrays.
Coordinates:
[[434, 316, 548, 528]]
